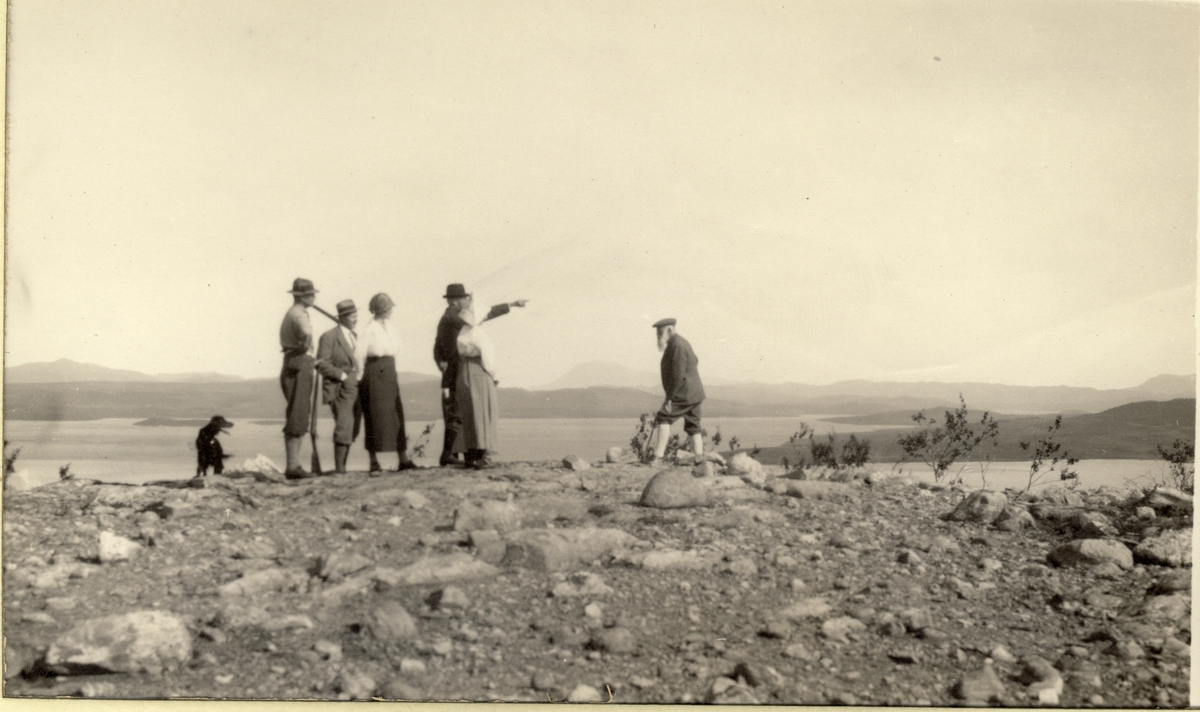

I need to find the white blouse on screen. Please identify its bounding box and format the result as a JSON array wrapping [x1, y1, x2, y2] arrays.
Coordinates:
[[456, 310, 498, 379], [353, 316, 403, 378]]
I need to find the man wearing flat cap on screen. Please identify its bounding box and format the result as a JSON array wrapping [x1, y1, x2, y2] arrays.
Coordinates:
[[433, 284, 527, 467], [650, 318, 707, 465], [280, 278, 318, 478], [316, 299, 363, 474]]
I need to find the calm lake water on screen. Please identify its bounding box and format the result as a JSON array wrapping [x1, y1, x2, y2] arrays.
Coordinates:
[[2, 417, 1172, 493]]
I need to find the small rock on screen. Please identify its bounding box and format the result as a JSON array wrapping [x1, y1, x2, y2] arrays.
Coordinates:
[[453, 499, 523, 532], [45, 596, 77, 611], [567, 684, 603, 702], [589, 627, 636, 654], [990, 645, 1015, 663], [725, 557, 758, 576], [953, 661, 1006, 705], [778, 597, 833, 621], [707, 676, 759, 704], [1047, 539, 1133, 570], [337, 667, 377, 699], [313, 639, 343, 662], [369, 601, 417, 642], [380, 679, 422, 700], [44, 610, 192, 675], [583, 602, 603, 619], [531, 670, 558, 691], [319, 551, 374, 582], [78, 681, 117, 698], [760, 619, 792, 639], [782, 642, 818, 661], [944, 490, 1008, 524], [399, 658, 427, 674], [1135, 506, 1156, 520], [820, 616, 866, 643], [562, 455, 591, 471], [401, 490, 429, 509], [98, 531, 142, 563], [605, 447, 625, 463], [629, 675, 657, 689]]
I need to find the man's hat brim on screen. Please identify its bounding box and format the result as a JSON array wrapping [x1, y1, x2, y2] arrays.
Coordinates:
[[652, 318, 677, 328]]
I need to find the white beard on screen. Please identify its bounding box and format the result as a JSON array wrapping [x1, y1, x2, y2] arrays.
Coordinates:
[[657, 333, 670, 352]]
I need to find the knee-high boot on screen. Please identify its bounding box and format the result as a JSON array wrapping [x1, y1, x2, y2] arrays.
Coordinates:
[[334, 443, 350, 474]]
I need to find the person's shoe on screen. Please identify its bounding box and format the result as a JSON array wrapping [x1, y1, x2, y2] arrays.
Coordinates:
[[394, 460, 420, 472], [284, 467, 312, 480], [644, 456, 660, 467], [439, 454, 462, 467]]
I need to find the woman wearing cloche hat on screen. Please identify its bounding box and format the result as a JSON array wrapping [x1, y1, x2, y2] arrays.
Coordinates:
[[352, 293, 419, 474]]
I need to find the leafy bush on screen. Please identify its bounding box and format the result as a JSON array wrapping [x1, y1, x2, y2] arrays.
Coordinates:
[[1156, 438, 1194, 494], [58, 464, 74, 481], [780, 424, 870, 472], [407, 423, 435, 459], [630, 413, 682, 464], [840, 434, 871, 468], [3, 441, 20, 476], [896, 395, 999, 484], [1019, 415, 1079, 492]]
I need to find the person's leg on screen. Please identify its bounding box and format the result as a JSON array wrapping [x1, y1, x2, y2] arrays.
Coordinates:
[[282, 356, 314, 477], [684, 406, 704, 461], [440, 386, 462, 466], [652, 422, 672, 461]]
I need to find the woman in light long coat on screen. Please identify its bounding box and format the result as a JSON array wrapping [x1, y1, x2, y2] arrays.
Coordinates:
[[454, 308, 501, 469], [354, 293, 418, 474]]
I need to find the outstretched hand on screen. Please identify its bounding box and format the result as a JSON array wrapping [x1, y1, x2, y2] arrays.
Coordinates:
[[511, 299, 529, 308]]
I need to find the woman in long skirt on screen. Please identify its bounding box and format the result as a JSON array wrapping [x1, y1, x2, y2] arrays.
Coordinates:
[[454, 308, 500, 469], [354, 293, 418, 474]]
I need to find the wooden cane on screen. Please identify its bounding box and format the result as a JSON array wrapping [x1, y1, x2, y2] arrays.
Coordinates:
[[310, 362, 323, 475], [312, 304, 340, 324]]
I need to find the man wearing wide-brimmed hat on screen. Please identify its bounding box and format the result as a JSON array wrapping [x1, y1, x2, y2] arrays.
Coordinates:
[[316, 299, 363, 474], [279, 278, 318, 478], [649, 318, 707, 466], [433, 284, 527, 468]]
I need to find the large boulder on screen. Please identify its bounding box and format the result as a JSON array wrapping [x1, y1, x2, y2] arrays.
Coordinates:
[[1134, 529, 1192, 568], [1047, 539, 1133, 570], [639, 469, 712, 509], [42, 610, 192, 675], [943, 490, 1008, 524], [500, 528, 641, 572]]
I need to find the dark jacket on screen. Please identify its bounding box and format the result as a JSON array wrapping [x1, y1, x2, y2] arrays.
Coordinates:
[[316, 326, 358, 404], [660, 334, 705, 406], [433, 303, 511, 390]]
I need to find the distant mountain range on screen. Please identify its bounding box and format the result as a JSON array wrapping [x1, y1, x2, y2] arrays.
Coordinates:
[[2, 358, 1194, 422]]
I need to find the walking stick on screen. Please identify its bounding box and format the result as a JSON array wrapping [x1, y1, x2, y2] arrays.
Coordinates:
[[310, 362, 323, 475], [312, 304, 340, 324]]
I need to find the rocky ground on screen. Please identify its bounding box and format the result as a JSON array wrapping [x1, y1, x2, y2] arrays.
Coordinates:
[[1, 452, 1192, 705]]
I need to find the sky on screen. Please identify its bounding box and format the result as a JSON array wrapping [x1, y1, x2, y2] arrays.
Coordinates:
[[5, 0, 1197, 390]]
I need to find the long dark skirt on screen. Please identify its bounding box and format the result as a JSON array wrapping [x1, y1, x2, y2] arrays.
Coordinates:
[[359, 356, 406, 453], [454, 357, 498, 453]]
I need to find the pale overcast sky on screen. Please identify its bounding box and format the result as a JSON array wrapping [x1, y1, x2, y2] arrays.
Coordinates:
[[5, 0, 1196, 389]]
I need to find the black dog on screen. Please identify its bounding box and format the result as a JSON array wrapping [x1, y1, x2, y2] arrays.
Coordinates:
[[196, 415, 233, 477]]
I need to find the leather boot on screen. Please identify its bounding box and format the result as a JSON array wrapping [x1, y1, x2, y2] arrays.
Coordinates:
[[334, 444, 350, 474]]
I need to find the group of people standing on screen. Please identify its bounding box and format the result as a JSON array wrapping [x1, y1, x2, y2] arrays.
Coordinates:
[[278, 278, 526, 478]]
